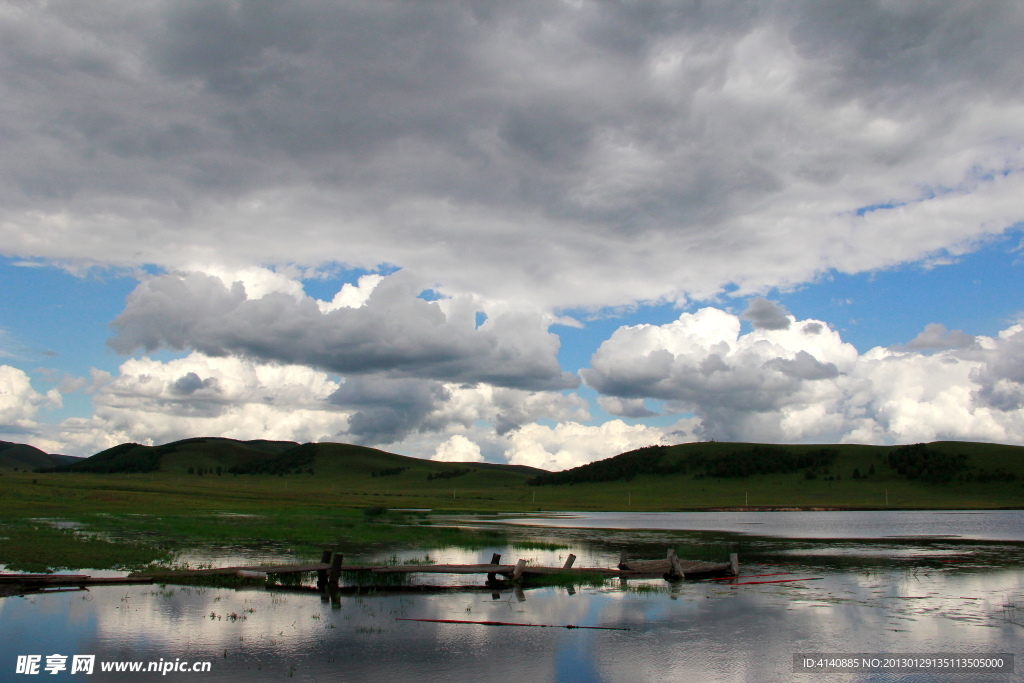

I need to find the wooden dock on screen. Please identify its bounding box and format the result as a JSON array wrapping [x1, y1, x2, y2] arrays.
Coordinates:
[[1, 549, 737, 594]]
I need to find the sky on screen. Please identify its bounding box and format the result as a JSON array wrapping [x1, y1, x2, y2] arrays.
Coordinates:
[[1, 1, 1023, 469]]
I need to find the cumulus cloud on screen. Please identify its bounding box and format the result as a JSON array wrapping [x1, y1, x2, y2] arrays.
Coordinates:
[[431, 435, 483, 463], [0, 2, 1022, 310], [582, 308, 1024, 445], [108, 270, 577, 391], [34, 352, 590, 455], [504, 420, 685, 472], [0, 365, 61, 428]]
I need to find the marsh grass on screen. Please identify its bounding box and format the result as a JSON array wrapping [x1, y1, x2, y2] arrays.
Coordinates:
[[0, 520, 170, 573], [511, 541, 569, 551], [521, 571, 608, 588]]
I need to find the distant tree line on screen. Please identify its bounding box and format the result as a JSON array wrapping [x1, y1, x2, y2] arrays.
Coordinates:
[[371, 466, 408, 477], [888, 443, 1016, 484], [427, 468, 473, 481], [527, 445, 841, 485], [226, 444, 316, 476]]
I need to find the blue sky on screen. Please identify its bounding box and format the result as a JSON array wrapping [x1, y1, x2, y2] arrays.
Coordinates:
[[1, 2, 1024, 466]]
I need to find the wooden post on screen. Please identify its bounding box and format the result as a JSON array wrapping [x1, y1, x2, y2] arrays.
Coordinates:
[[666, 549, 684, 580], [729, 553, 739, 577], [618, 548, 629, 570], [329, 552, 343, 589], [318, 550, 331, 588], [512, 559, 526, 580], [487, 553, 501, 582], [562, 554, 576, 569]]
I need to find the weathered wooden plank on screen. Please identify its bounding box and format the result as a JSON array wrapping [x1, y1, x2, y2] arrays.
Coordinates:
[[0, 575, 153, 586], [562, 554, 576, 569]]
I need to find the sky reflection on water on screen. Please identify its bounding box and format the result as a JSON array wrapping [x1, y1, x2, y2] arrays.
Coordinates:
[[3, 514, 1023, 682]]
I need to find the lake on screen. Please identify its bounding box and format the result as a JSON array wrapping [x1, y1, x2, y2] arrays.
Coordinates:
[[3, 511, 1022, 682]]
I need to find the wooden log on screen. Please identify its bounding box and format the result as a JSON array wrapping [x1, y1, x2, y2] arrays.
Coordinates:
[[512, 559, 526, 580], [618, 549, 629, 570], [562, 554, 576, 569], [729, 553, 739, 576], [329, 553, 344, 588], [235, 570, 267, 580]]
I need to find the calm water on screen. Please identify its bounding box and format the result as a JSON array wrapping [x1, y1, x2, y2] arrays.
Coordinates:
[[3, 512, 1023, 682], [482, 509, 1024, 541]]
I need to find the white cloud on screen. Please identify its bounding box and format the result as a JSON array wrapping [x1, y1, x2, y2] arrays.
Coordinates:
[[0, 364, 61, 427], [431, 435, 483, 463], [504, 420, 684, 472], [0, 2, 1021, 310], [317, 274, 384, 312], [34, 352, 590, 456], [583, 311, 1024, 445]]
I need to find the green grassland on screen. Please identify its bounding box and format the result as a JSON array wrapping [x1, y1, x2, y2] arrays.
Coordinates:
[[1, 437, 1022, 571]]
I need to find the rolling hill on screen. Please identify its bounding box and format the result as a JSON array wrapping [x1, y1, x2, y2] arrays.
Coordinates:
[[42, 436, 545, 483], [527, 441, 1024, 487], [7, 437, 1023, 512], [0, 441, 79, 471]]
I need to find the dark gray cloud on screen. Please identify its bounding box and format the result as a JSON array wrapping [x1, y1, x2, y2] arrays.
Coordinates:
[[328, 377, 449, 445], [767, 350, 839, 380], [170, 372, 219, 395], [0, 1, 1021, 311], [902, 323, 976, 350], [742, 298, 792, 330], [108, 271, 577, 391]]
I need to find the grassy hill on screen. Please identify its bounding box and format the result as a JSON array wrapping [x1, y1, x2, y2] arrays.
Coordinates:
[[1, 437, 1020, 516], [43, 436, 543, 481], [0, 441, 79, 471], [524, 440, 1024, 510]]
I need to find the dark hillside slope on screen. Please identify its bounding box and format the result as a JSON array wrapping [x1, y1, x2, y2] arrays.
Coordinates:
[[48, 437, 300, 474], [0, 441, 79, 470], [43, 437, 545, 482], [529, 441, 1024, 486]]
